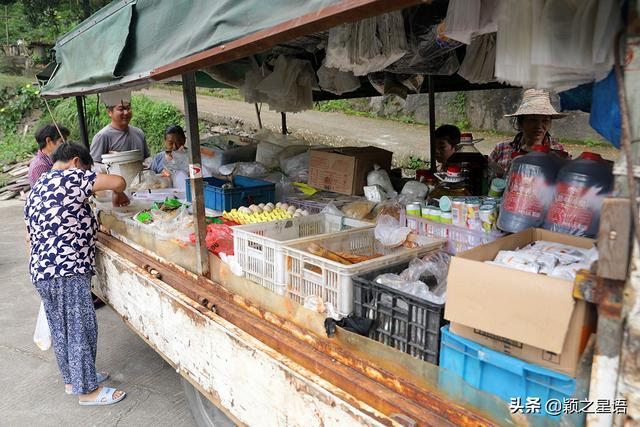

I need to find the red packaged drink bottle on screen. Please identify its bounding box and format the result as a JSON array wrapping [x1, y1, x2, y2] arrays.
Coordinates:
[[544, 152, 613, 237], [497, 145, 561, 233]]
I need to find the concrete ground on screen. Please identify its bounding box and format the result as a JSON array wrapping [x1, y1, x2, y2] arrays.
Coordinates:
[[0, 199, 196, 427]]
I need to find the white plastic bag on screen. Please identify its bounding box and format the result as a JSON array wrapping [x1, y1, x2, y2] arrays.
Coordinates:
[[33, 302, 51, 351], [375, 214, 411, 248], [317, 61, 361, 95], [367, 164, 395, 195]]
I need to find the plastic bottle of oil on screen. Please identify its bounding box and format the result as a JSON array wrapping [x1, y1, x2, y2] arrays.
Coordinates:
[[445, 133, 488, 196]]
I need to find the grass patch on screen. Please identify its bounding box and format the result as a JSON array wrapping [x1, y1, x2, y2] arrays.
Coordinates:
[[315, 99, 378, 119], [0, 73, 34, 90], [559, 137, 611, 148], [0, 132, 38, 165]]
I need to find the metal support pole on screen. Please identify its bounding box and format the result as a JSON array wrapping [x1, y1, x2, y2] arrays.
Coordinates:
[[428, 76, 437, 172], [75, 96, 89, 148], [281, 112, 288, 135], [255, 103, 263, 129], [182, 72, 210, 277]]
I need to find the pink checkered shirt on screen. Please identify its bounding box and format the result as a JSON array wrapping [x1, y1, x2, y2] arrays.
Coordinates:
[[489, 133, 568, 172], [28, 150, 53, 188]]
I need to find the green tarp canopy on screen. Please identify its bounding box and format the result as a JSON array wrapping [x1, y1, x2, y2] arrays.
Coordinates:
[[41, 0, 342, 97]]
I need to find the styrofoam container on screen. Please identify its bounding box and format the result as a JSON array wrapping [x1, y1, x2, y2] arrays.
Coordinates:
[[233, 214, 372, 295], [282, 228, 444, 316]]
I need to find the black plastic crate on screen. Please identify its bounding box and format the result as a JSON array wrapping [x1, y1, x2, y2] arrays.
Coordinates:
[[352, 262, 446, 365]]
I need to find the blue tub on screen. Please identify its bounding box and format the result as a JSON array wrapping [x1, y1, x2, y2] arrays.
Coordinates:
[[185, 176, 275, 211], [439, 325, 576, 419]]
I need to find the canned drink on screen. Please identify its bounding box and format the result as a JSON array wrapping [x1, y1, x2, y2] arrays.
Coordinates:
[[421, 205, 430, 219], [466, 202, 481, 230], [406, 203, 421, 216], [430, 207, 441, 223], [451, 198, 466, 227], [441, 211, 453, 224], [480, 204, 497, 232]]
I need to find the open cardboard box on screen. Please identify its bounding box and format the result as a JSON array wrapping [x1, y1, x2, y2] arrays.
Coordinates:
[[445, 228, 597, 377], [307, 147, 392, 196]]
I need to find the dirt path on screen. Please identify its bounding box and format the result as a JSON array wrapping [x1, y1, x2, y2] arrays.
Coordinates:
[[140, 88, 619, 164]]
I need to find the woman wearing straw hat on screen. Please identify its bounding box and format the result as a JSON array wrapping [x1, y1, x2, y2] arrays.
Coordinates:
[[489, 89, 569, 176]]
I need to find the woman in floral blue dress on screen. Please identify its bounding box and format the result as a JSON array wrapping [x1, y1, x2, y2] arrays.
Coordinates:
[[25, 141, 128, 406]]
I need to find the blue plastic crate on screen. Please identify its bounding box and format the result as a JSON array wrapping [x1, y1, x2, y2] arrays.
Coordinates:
[[439, 325, 576, 419], [185, 176, 275, 211]]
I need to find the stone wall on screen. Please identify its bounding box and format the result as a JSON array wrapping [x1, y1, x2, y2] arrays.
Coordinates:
[[369, 88, 606, 142]]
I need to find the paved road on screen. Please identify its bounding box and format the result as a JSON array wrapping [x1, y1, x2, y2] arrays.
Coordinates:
[[141, 87, 620, 162], [0, 200, 196, 427]]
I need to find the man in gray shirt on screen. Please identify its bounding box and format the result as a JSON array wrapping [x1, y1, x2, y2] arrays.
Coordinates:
[[90, 93, 150, 163]]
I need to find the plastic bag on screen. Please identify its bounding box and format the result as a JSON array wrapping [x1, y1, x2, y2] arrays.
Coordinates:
[[280, 149, 310, 182], [375, 214, 411, 248], [261, 172, 295, 201], [254, 55, 317, 113], [341, 200, 376, 220], [255, 141, 284, 170], [321, 202, 345, 217], [303, 295, 341, 320], [399, 180, 429, 204], [218, 162, 269, 178], [458, 33, 496, 84], [386, 21, 461, 75], [367, 164, 395, 195], [129, 170, 172, 192], [151, 205, 194, 243], [165, 150, 189, 173], [373, 200, 403, 222], [444, 0, 498, 45], [190, 223, 235, 256], [324, 11, 407, 76], [317, 61, 361, 95], [33, 302, 51, 351]]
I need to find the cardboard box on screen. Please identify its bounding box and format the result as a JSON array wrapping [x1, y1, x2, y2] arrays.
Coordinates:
[[445, 229, 597, 377], [308, 147, 393, 196]]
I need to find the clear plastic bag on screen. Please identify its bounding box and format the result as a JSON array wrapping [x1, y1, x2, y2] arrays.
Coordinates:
[[341, 200, 376, 220], [325, 11, 407, 76], [375, 214, 411, 248], [129, 170, 172, 192], [165, 150, 189, 173], [321, 202, 345, 217], [33, 302, 51, 351], [279, 148, 310, 182], [218, 162, 269, 178], [151, 205, 194, 243], [399, 180, 429, 204], [254, 55, 316, 113], [374, 252, 450, 305], [261, 172, 295, 201], [367, 164, 395, 195], [386, 21, 461, 75]]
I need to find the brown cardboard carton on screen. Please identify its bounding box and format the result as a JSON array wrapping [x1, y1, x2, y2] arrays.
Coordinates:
[[445, 228, 596, 377], [308, 147, 393, 196]]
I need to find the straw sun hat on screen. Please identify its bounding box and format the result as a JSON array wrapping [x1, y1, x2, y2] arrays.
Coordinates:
[[505, 89, 567, 118]]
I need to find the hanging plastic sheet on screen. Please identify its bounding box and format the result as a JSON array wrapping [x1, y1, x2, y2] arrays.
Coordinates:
[[589, 71, 621, 148], [324, 11, 407, 76], [495, 0, 621, 91], [559, 84, 592, 113], [241, 55, 316, 113], [386, 21, 461, 75], [458, 33, 496, 84], [316, 60, 361, 95], [444, 0, 499, 45]]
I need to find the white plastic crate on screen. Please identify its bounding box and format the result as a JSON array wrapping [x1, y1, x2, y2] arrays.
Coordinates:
[[233, 214, 372, 295], [405, 215, 504, 255], [282, 228, 444, 316]]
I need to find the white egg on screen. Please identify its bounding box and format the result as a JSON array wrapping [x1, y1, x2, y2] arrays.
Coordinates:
[[266, 202, 275, 209], [259, 203, 266, 209], [293, 212, 302, 218], [263, 205, 273, 213], [280, 203, 289, 210], [301, 210, 309, 216]]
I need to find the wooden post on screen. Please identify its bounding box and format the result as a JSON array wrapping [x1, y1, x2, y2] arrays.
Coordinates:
[[182, 72, 210, 277], [281, 112, 287, 135], [428, 76, 437, 172], [75, 96, 89, 149]]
